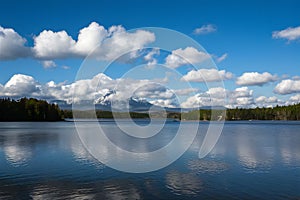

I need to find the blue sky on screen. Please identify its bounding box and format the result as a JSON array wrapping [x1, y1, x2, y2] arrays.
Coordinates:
[[1, 0, 300, 108]]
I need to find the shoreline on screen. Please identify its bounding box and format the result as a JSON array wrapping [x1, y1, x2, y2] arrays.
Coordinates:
[[1, 119, 300, 122]]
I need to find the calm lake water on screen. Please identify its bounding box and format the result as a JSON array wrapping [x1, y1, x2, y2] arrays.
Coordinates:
[[0, 121, 299, 199]]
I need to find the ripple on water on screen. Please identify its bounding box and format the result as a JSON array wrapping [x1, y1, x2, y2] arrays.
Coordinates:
[[102, 180, 141, 200], [165, 170, 203, 196], [3, 145, 32, 167], [187, 159, 229, 174], [29, 183, 97, 200], [238, 156, 273, 173]]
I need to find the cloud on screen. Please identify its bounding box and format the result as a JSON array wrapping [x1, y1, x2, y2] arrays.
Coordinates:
[[1, 22, 155, 62], [41, 60, 57, 69], [193, 24, 217, 35], [255, 96, 283, 108], [0, 73, 179, 108], [274, 79, 300, 94], [292, 75, 300, 80], [173, 88, 199, 96], [0, 26, 30, 60], [181, 69, 233, 82], [272, 26, 300, 42], [207, 87, 227, 99], [216, 53, 228, 63], [74, 22, 108, 56], [288, 94, 300, 104], [180, 87, 227, 108], [180, 93, 209, 108], [227, 87, 255, 108], [87, 25, 155, 61], [236, 72, 277, 86], [1, 74, 40, 97], [255, 96, 278, 103], [165, 47, 211, 68], [61, 65, 70, 70], [144, 48, 160, 67], [181, 86, 256, 108], [181, 84, 297, 108], [3, 73, 296, 109], [149, 99, 177, 108], [1, 72, 295, 109], [33, 30, 76, 59], [133, 83, 175, 100], [231, 87, 253, 98], [144, 48, 159, 61]]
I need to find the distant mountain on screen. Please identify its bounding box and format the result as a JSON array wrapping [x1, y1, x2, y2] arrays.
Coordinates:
[[51, 98, 226, 112], [51, 98, 158, 112], [97, 97, 156, 112]]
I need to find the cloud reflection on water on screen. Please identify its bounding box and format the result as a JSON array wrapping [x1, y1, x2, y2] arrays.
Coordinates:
[[3, 139, 32, 167]]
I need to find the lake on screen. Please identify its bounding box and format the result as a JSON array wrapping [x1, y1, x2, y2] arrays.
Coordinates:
[[0, 121, 299, 199]]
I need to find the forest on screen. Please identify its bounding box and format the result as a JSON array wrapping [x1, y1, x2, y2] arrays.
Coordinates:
[[1, 97, 300, 121], [226, 104, 300, 120], [183, 104, 300, 121], [62, 110, 150, 119], [0, 98, 62, 121]]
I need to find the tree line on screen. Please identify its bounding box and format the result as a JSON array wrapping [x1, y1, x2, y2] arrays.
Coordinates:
[[62, 110, 149, 119], [182, 103, 300, 121], [0, 98, 62, 121], [226, 104, 300, 120], [1, 97, 300, 121]]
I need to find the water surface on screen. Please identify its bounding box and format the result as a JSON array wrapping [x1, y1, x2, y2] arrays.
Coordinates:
[[0, 121, 299, 199]]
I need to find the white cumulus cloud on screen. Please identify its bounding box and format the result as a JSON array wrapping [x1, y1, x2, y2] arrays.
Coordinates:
[[74, 22, 108, 56], [227, 87, 255, 108], [0, 73, 179, 108], [1, 74, 40, 97], [2, 72, 296, 109], [288, 94, 300, 105], [256, 96, 278, 103], [181, 69, 233, 82], [1, 22, 155, 62], [144, 48, 160, 67], [181, 87, 227, 108], [0, 26, 30, 60], [255, 96, 283, 108], [181, 86, 256, 108], [149, 99, 177, 108], [173, 88, 199, 96], [33, 30, 76, 59], [236, 72, 277, 86], [165, 47, 211, 68], [274, 79, 300, 94]]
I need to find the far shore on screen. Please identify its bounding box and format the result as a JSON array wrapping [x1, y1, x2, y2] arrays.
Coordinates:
[[1, 118, 300, 122]]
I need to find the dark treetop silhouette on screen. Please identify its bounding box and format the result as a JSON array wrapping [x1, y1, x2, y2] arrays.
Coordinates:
[[1, 97, 300, 121]]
